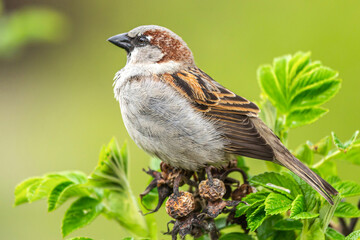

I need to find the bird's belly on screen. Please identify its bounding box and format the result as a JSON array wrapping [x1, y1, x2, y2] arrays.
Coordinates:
[[117, 79, 225, 170]]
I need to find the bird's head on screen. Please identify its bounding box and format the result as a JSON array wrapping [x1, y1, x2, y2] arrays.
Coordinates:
[[108, 25, 195, 67]]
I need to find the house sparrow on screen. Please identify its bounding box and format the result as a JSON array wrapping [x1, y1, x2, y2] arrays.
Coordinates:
[[108, 25, 338, 204]]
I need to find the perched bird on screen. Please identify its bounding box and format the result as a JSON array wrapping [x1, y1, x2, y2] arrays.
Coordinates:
[[108, 25, 338, 204]]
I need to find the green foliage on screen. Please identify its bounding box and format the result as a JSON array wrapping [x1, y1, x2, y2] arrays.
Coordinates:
[[258, 52, 341, 143], [0, 6, 68, 57], [14, 138, 153, 239], [62, 197, 104, 237], [14, 52, 360, 239]]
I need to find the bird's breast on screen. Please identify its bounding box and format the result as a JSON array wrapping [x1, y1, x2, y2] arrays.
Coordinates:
[[116, 77, 226, 170]]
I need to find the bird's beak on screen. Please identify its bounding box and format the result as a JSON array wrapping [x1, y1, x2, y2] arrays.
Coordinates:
[[107, 33, 134, 53]]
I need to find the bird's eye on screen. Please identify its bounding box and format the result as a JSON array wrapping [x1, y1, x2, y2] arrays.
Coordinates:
[[135, 35, 149, 47]]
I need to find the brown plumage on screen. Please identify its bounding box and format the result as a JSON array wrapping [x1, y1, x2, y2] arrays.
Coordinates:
[[108, 25, 338, 204]]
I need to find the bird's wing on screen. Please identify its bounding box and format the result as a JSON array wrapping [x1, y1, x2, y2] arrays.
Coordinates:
[[159, 67, 275, 161]]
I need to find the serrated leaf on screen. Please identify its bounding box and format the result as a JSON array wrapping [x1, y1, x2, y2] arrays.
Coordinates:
[[295, 143, 314, 165], [258, 65, 288, 113], [286, 107, 328, 128], [288, 52, 311, 81], [333, 181, 360, 198], [265, 192, 292, 215], [235, 202, 250, 217], [48, 182, 91, 212], [273, 219, 303, 230], [256, 215, 283, 240], [219, 232, 254, 240], [243, 192, 270, 204], [290, 195, 319, 219], [345, 230, 360, 240], [290, 79, 341, 109], [48, 171, 88, 184], [344, 131, 359, 149], [26, 175, 70, 203], [62, 197, 103, 237], [89, 139, 129, 190], [326, 228, 345, 240], [250, 172, 301, 199], [291, 66, 338, 95], [48, 181, 74, 211], [247, 204, 267, 231], [334, 202, 360, 218], [14, 177, 42, 206], [290, 173, 320, 210], [332, 132, 347, 150]]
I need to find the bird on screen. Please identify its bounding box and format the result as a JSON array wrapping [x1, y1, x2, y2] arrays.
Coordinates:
[[107, 25, 338, 204]]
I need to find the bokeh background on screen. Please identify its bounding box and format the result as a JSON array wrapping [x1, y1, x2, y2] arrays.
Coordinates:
[[1, 0, 360, 239]]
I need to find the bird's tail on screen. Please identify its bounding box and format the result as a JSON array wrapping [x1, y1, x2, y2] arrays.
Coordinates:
[[252, 118, 338, 204]]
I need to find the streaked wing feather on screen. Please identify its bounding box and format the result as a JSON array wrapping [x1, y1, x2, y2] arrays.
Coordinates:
[[160, 67, 275, 161]]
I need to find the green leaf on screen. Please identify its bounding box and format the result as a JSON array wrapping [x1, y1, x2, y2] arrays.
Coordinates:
[[62, 197, 103, 237], [333, 181, 360, 198], [290, 173, 320, 211], [290, 195, 319, 219], [286, 107, 328, 128], [219, 232, 254, 240], [243, 191, 270, 204], [331, 131, 359, 151], [290, 79, 341, 109], [331, 144, 360, 165], [14, 177, 42, 206], [237, 156, 250, 174], [332, 132, 347, 150], [316, 159, 338, 177], [326, 228, 345, 240], [103, 191, 149, 237], [295, 143, 314, 165], [48, 182, 91, 212], [247, 204, 267, 231], [250, 172, 301, 199], [89, 139, 129, 190], [291, 66, 337, 94], [258, 52, 341, 119], [256, 215, 283, 240], [67, 238, 95, 240], [302, 219, 325, 240], [345, 230, 360, 240], [273, 231, 296, 240], [149, 157, 161, 171], [265, 192, 292, 215], [48, 181, 74, 211], [258, 65, 288, 113], [313, 136, 332, 156], [344, 131, 359, 149], [235, 202, 250, 217], [273, 219, 303, 230], [334, 201, 360, 218]]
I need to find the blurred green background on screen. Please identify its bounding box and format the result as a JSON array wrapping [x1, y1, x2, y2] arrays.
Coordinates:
[[1, 0, 360, 239]]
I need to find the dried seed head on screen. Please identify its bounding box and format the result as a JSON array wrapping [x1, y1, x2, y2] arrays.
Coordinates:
[[166, 191, 195, 219], [231, 183, 255, 201], [199, 178, 226, 201]]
